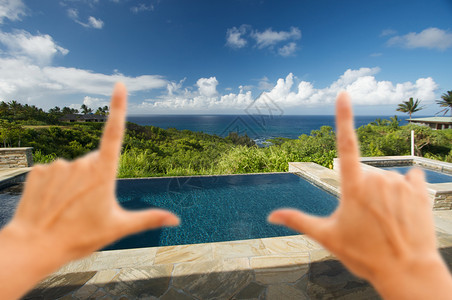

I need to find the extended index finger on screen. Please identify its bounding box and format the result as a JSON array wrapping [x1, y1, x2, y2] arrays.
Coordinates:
[[335, 92, 362, 194], [99, 82, 127, 171]]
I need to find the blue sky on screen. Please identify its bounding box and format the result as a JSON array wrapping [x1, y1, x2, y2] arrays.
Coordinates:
[[0, 0, 451, 115]]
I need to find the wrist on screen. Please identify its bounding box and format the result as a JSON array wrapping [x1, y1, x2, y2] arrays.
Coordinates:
[[372, 253, 452, 300], [0, 222, 67, 277]]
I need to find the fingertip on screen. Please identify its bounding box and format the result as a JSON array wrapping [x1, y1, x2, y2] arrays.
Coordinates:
[[114, 82, 127, 94], [111, 82, 127, 109], [336, 91, 350, 106], [150, 209, 180, 227], [267, 209, 289, 225], [161, 213, 180, 227], [405, 167, 426, 184], [336, 91, 353, 116], [119, 209, 180, 237], [267, 212, 281, 225]]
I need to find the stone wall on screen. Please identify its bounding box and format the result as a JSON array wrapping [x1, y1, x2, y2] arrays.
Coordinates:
[[413, 157, 452, 175], [433, 191, 452, 210], [0, 147, 33, 168], [356, 156, 414, 167]]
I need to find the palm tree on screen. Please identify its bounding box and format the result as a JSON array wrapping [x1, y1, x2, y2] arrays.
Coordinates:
[[95, 106, 110, 116], [436, 91, 452, 116], [396, 97, 423, 122], [62, 106, 79, 114], [80, 104, 92, 115]]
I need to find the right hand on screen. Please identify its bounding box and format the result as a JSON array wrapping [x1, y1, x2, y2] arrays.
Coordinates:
[[269, 92, 450, 299]]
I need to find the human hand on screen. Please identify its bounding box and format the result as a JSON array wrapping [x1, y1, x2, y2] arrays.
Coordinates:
[[268, 92, 452, 299], [3, 83, 179, 270]]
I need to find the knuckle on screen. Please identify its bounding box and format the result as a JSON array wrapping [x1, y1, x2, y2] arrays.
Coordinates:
[[104, 125, 123, 141], [27, 164, 49, 182], [407, 167, 424, 180], [30, 164, 47, 175], [73, 157, 90, 172], [338, 136, 356, 152], [369, 171, 386, 185], [52, 158, 69, 169]]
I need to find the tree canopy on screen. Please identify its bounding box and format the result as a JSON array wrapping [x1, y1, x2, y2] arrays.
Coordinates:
[[396, 97, 423, 121], [436, 91, 452, 116]]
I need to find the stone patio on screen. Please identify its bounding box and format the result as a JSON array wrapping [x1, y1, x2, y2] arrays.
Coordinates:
[[23, 218, 452, 299]]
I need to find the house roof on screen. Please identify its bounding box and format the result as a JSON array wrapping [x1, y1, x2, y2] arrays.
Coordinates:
[[410, 117, 452, 124], [80, 114, 107, 120], [60, 114, 107, 121], [60, 114, 79, 120]]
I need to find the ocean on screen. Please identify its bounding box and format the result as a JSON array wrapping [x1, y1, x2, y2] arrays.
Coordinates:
[[127, 115, 408, 145]]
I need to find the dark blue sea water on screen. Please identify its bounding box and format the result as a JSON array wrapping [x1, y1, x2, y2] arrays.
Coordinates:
[[104, 173, 338, 250], [382, 167, 452, 184], [127, 115, 409, 144]]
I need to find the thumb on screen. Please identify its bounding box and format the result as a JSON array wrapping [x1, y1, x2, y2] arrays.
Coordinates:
[[268, 209, 329, 242], [117, 208, 180, 237]]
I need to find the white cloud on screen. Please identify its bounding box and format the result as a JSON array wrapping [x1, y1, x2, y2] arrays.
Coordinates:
[[387, 27, 452, 50], [380, 29, 397, 37], [131, 3, 154, 13], [0, 28, 166, 108], [252, 27, 301, 49], [197, 77, 218, 97], [67, 8, 104, 29], [0, 0, 26, 24], [137, 86, 254, 113], [226, 25, 301, 56], [258, 77, 273, 91], [0, 57, 168, 106], [0, 30, 68, 65], [225, 26, 248, 49], [278, 42, 297, 57], [82, 96, 109, 109], [135, 67, 438, 113], [167, 78, 186, 96], [264, 68, 437, 108], [43, 66, 166, 95], [88, 16, 103, 29], [67, 8, 79, 20]]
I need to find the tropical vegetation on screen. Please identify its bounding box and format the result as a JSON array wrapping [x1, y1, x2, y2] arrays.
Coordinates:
[[396, 97, 423, 122], [0, 101, 451, 178], [436, 91, 452, 116]]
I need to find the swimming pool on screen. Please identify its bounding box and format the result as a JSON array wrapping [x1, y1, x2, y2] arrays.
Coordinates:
[[382, 167, 452, 184], [105, 173, 338, 250], [0, 173, 338, 250]]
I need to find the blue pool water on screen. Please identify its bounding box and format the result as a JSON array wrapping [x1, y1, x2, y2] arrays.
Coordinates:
[[105, 173, 338, 250], [382, 167, 452, 184]]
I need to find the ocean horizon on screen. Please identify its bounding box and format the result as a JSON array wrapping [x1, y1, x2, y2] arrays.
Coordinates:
[[127, 114, 418, 144]]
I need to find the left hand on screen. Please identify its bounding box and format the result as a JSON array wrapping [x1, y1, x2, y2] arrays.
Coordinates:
[[5, 83, 179, 267]]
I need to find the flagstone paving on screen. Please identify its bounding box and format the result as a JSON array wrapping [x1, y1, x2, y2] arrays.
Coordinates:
[[18, 161, 452, 299], [23, 219, 452, 300]]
